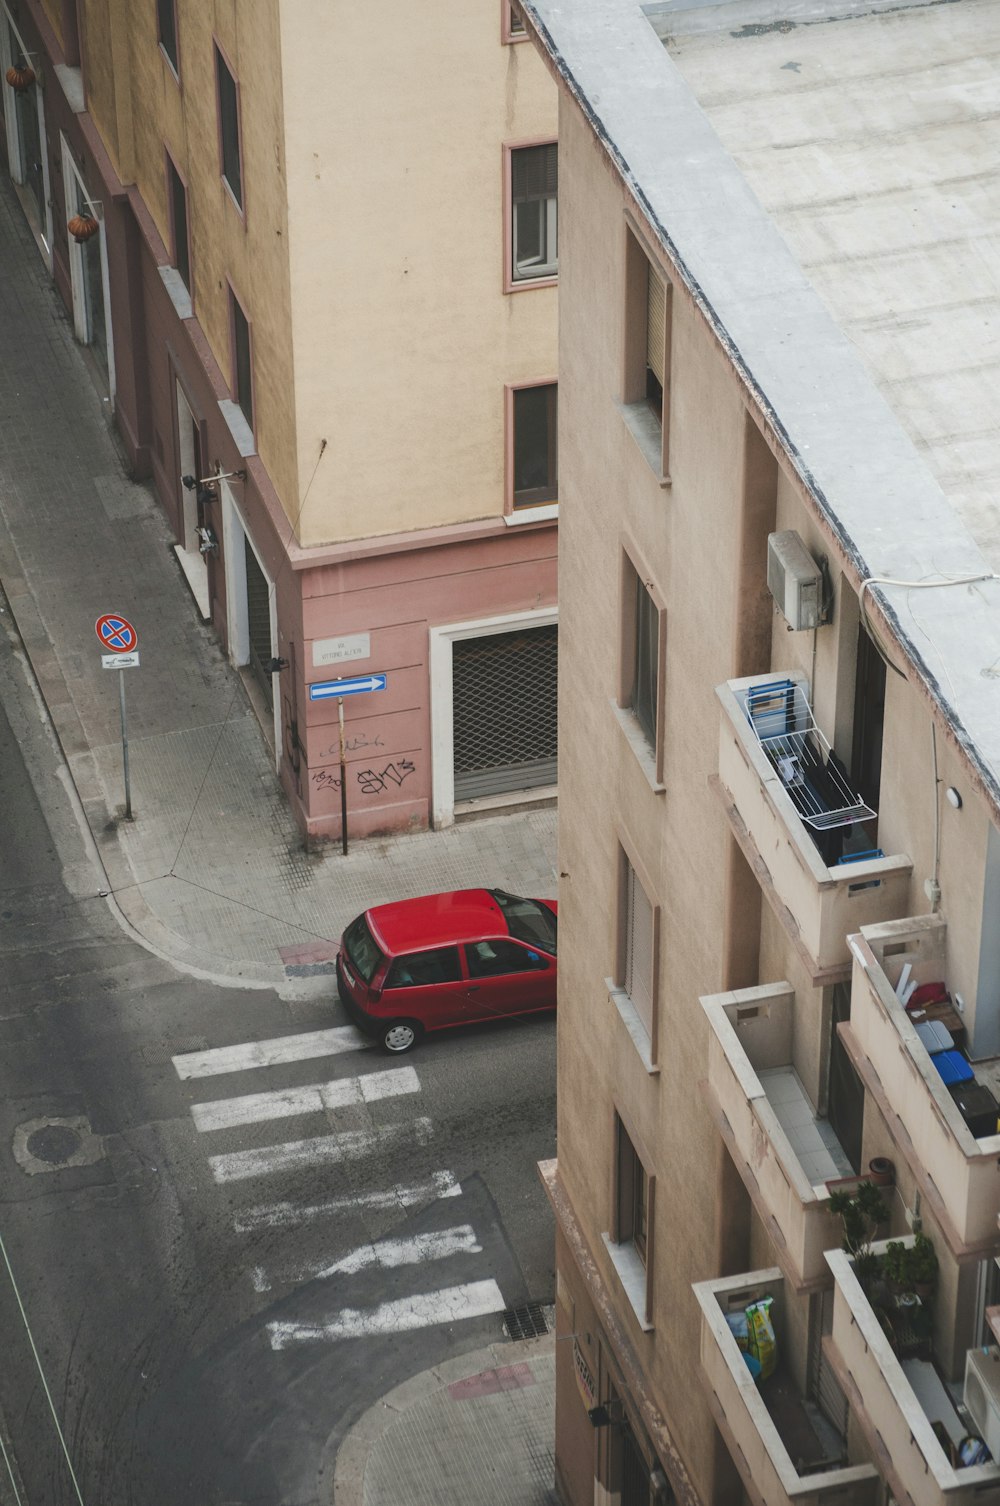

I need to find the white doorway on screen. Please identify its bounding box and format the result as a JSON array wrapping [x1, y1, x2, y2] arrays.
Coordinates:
[[0, 8, 52, 265], [172, 381, 209, 618], [221, 482, 280, 760], [429, 606, 558, 827], [62, 134, 115, 401]]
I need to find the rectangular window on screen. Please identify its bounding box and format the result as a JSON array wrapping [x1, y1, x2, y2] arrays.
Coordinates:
[[509, 143, 558, 285], [503, 1, 527, 41], [623, 226, 672, 479], [167, 155, 190, 291], [157, 0, 178, 73], [230, 288, 253, 428], [622, 858, 655, 1041], [215, 45, 243, 210], [511, 383, 557, 508], [632, 575, 659, 749], [616, 1118, 649, 1266]]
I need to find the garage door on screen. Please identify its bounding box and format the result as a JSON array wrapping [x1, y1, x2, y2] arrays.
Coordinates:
[[452, 625, 557, 801]]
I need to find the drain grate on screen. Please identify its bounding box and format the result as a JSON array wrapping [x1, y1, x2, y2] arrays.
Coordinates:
[[503, 1303, 551, 1342]]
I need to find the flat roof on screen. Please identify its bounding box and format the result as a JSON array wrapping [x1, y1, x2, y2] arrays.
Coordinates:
[[524, 0, 1000, 812]]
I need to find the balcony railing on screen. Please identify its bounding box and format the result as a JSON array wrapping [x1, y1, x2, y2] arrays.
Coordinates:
[[827, 1242, 1000, 1506], [702, 983, 853, 1289], [845, 915, 1000, 1252], [716, 674, 911, 977], [694, 1268, 879, 1505]]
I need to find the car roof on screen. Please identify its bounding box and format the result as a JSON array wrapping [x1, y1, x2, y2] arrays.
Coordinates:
[[366, 889, 508, 954]]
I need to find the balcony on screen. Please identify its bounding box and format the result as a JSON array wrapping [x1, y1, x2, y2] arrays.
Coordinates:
[[694, 1268, 879, 1505], [715, 674, 911, 979], [702, 984, 855, 1289], [827, 1241, 1000, 1506], [844, 915, 1000, 1253]]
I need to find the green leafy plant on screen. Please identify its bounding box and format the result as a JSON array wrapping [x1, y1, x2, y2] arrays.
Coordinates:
[[881, 1240, 909, 1290], [828, 1181, 887, 1270], [909, 1232, 938, 1293]]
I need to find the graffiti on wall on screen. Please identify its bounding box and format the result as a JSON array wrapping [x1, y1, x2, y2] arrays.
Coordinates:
[[311, 757, 416, 799]]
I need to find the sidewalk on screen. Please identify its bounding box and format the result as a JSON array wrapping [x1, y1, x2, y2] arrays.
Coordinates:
[[334, 1335, 556, 1506], [0, 177, 556, 989]]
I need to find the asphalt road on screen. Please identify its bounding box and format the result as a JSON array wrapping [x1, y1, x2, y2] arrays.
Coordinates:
[[0, 632, 556, 1506]]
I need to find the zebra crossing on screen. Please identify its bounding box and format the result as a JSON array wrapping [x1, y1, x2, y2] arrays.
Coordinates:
[[172, 1022, 508, 1350]]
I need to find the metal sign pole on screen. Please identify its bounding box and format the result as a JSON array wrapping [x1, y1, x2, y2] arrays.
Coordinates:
[[338, 696, 348, 856], [118, 666, 133, 820]]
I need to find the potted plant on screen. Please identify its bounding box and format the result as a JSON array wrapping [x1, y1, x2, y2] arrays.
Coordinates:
[[909, 1233, 938, 1299], [828, 1181, 887, 1293], [881, 1240, 909, 1294]]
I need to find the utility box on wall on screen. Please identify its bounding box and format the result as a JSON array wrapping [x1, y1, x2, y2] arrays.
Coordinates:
[[767, 530, 822, 631]]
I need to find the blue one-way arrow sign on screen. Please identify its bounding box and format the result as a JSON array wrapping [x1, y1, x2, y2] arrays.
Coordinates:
[[309, 673, 387, 701]]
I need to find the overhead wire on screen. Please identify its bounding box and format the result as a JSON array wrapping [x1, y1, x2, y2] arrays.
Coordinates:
[[858, 570, 1000, 680], [0, 1225, 86, 1506]]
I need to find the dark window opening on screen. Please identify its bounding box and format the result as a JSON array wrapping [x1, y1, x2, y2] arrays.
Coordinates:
[[617, 1119, 648, 1266], [157, 0, 178, 71], [513, 384, 557, 507], [511, 143, 558, 282], [631, 576, 658, 749], [215, 47, 243, 208], [230, 292, 252, 427], [167, 157, 189, 290]]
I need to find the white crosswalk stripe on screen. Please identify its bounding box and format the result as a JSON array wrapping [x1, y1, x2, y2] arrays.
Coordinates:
[[178, 1024, 506, 1341], [172, 1026, 367, 1080], [234, 1171, 462, 1232], [208, 1116, 433, 1183], [267, 1279, 506, 1348], [191, 1065, 419, 1132]]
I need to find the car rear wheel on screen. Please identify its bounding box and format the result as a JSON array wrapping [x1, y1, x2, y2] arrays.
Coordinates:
[[381, 1020, 421, 1054]]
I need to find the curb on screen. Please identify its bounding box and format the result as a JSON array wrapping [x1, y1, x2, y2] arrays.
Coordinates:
[[332, 1332, 555, 1506]]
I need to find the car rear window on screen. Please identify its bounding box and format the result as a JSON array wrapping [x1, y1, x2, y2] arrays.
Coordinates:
[[490, 891, 557, 955], [343, 914, 385, 984], [385, 948, 462, 989]]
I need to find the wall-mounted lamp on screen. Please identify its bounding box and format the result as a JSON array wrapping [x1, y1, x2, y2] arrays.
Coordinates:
[[945, 787, 963, 810], [196, 525, 219, 556], [269, 657, 288, 674], [183, 474, 218, 509]]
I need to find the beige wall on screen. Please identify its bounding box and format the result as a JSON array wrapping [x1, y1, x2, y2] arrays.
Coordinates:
[[278, 0, 558, 546], [553, 43, 1000, 1505], [79, 0, 300, 514]]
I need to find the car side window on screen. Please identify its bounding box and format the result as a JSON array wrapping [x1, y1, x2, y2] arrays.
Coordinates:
[[466, 939, 543, 978], [385, 947, 462, 989]]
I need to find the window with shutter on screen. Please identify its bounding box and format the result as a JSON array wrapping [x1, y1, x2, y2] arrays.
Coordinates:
[[510, 143, 559, 284], [616, 1117, 650, 1266], [646, 264, 665, 416], [623, 860, 654, 1039]]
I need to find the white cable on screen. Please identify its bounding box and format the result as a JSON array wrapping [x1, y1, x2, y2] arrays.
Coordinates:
[[0, 1429, 24, 1506], [858, 570, 1000, 679], [0, 1226, 86, 1506]]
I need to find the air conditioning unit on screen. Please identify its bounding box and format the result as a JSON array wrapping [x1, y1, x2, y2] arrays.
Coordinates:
[[964, 1346, 1000, 1458], [767, 530, 822, 631]]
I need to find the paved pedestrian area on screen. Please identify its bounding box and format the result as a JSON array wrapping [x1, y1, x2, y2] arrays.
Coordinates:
[[334, 1338, 556, 1506], [0, 176, 556, 987]]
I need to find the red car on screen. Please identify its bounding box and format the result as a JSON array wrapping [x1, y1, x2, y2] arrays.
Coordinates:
[[336, 888, 557, 1053]]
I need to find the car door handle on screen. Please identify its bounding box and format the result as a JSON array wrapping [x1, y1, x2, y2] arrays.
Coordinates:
[[467, 985, 480, 992]]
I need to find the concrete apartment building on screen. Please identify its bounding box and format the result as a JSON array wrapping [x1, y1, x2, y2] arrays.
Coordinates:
[[521, 0, 1000, 1503], [0, 0, 557, 838]]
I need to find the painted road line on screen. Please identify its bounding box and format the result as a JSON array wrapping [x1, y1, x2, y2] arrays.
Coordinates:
[[319, 1225, 481, 1278], [233, 1171, 462, 1232], [190, 1066, 420, 1132], [267, 1279, 505, 1349], [250, 1224, 480, 1293], [172, 1026, 367, 1080], [209, 1117, 433, 1184]]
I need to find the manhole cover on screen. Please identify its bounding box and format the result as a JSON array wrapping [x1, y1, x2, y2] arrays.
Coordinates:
[[13, 1116, 104, 1175], [26, 1124, 83, 1164]]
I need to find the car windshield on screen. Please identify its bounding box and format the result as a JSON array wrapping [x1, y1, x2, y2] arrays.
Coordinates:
[[490, 891, 557, 955], [343, 914, 385, 983]]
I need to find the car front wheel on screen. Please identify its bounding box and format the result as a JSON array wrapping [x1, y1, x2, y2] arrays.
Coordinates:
[[381, 1020, 420, 1054]]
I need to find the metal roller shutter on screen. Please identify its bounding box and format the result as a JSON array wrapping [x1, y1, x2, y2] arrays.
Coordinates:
[[452, 625, 557, 801]]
